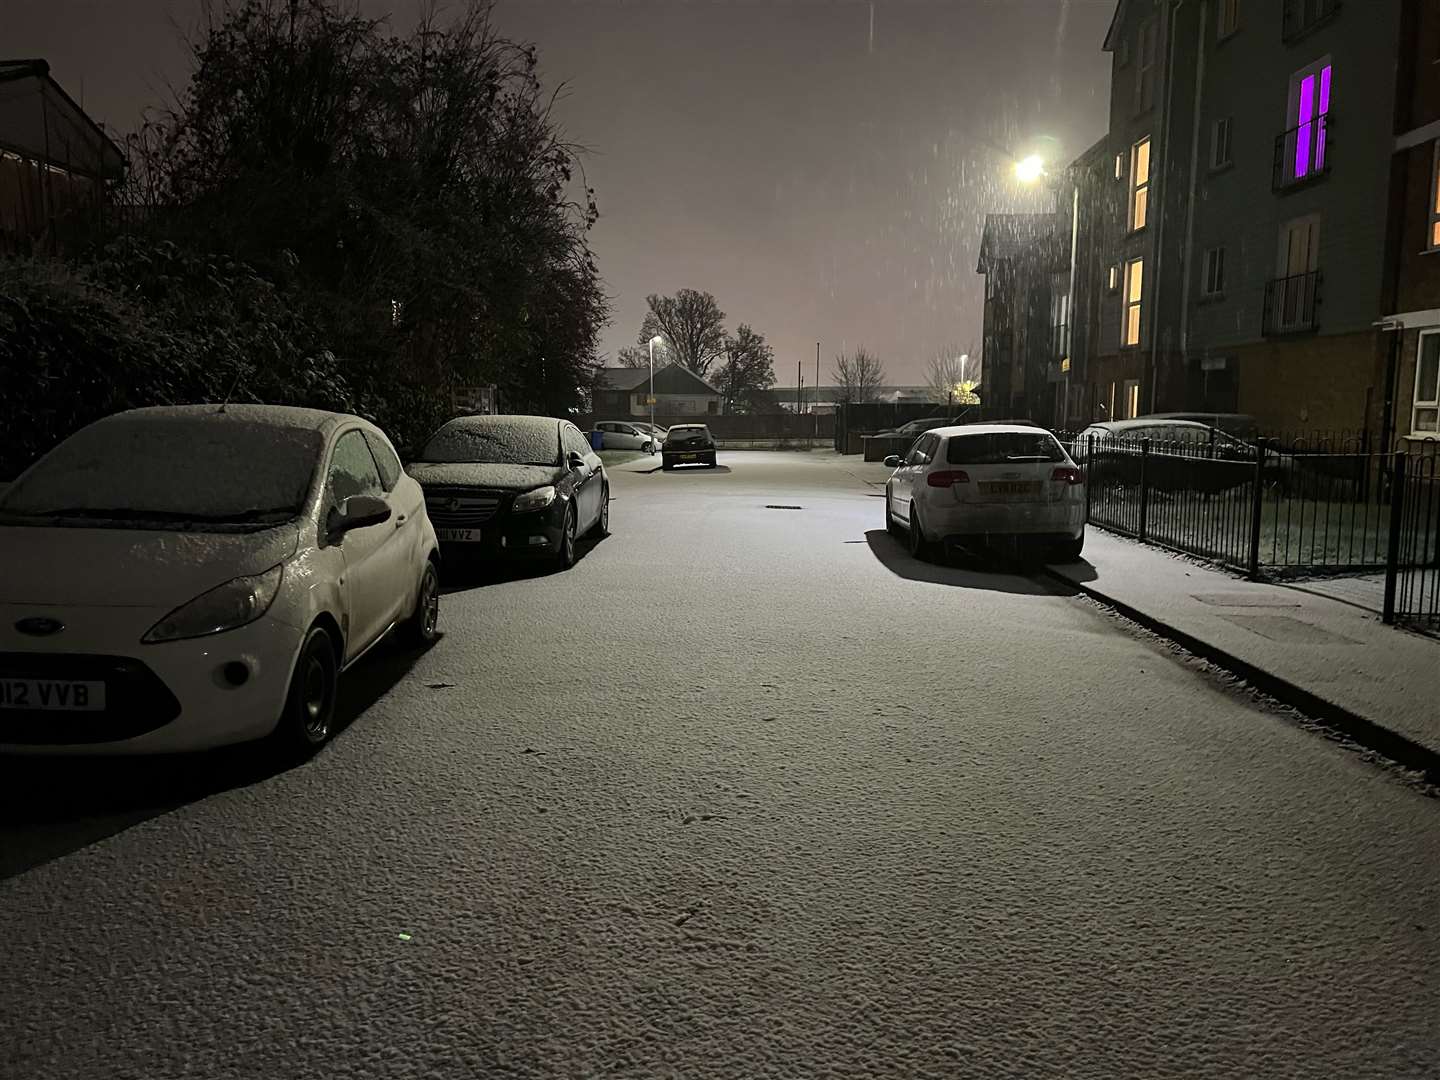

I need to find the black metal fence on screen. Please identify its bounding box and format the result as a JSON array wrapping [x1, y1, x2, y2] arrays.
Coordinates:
[[1063, 432, 1396, 579], [1384, 442, 1440, 635]]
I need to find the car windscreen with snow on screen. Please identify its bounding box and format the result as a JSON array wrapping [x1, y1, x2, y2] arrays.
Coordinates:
[[665, 426, 711, 443], [946, 432, 1066, 466], [0, 418, 324, 528], [418, 419, 560, 467]]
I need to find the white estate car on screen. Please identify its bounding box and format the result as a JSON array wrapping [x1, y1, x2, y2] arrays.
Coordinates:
[[593, 420, 661, 452], [0, 405, 440, 756], [883, 424, 1085, 561]]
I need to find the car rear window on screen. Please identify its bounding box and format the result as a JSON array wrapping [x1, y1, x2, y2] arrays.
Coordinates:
[[946, 432, 1065, 465]]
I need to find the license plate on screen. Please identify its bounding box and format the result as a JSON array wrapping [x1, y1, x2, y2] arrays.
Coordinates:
[[980, 481, 1041, 497], [680, 453, 697, 461], [437, 528, 483, 543], [0, 678, 106, 711]]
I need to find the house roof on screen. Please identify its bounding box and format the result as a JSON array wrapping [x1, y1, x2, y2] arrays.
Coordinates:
[[598, 362, 721, 396], [0, 58, 124, 180], [1102, 0, 1128, 52], [976, 213, 1064, 274]]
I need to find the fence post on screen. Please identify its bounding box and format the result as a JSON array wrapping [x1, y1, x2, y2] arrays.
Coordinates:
[[1084, 434, 1094, 524], [1247, 439, 1267, 580], [1138, 438, 1150, 541], [1383, 452, 1407, 625]]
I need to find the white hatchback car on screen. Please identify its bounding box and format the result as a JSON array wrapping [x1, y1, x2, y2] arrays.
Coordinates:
[[883, 424, 1085, 561], [0, 405, 440, 756], [594, 420, 660, 453]]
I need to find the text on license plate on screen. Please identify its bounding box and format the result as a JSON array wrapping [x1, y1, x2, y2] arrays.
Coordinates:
[[680, 453, 697, 460], [980, 481, 1041, 496], [0, 678, 106, 711], [437, 528, 482, 543]]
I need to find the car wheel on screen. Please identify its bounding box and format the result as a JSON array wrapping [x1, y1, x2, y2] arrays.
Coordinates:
[[643, 441, 654, 453], [1053, 534, 1085, 562], [662, 458, 674, 471], [274, 625, 339, 757], [556, 504, 577, 569], [885, 490, 901, 536], [908, 503, 932, 562], [400, 560, 440, 646], [594, 485, 611, 537], [706, 452, 717, 467]]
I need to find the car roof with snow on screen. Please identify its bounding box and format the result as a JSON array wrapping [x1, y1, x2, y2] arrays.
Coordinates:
[[1083, 418, 1215, 433], [441, 414, 562, 431], [927, 422, 1056, 439], [109, 404, 360, 434]]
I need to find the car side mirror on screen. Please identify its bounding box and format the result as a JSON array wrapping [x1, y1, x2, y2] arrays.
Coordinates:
[[883, 454, 902, 468], [568, 451, 587, 470], [327, 494, 390, 539]]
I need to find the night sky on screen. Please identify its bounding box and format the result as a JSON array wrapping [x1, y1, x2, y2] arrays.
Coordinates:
[[9, 0, 1114, 383]]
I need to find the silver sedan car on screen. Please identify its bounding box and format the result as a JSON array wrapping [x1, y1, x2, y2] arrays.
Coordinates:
[[594, 420, 662, 453]]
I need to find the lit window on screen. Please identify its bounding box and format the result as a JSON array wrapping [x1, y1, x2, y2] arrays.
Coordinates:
[[1107, 264, 1120, 292], [1211, 118, 1233, 169], [1202, 248, 1226, 296], [1123, 258, 1144, 347], [1129, 137, 1151, 231], [1114, 152, 1125, 180], [1135, 19, 1158, 112], [1287, 59, 1332, 183], [1218, 0, 1239, 38], [1124, 379, 1141, 420], [1415, 332, 1440, 434], [1429, 141, 1440, 251]]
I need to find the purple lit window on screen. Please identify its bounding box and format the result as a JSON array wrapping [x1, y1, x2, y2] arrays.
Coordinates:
[[1293, 64, 1332, 180]]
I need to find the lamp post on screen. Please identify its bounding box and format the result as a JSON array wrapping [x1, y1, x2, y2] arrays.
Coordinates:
[[648, 335, 663, 450]]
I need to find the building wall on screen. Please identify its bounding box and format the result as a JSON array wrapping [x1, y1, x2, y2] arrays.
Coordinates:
[[1234, 330, 1386, 434]]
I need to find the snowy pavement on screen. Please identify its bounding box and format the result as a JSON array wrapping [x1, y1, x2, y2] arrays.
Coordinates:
[[2, 451, 1438, 1079], [1046, 529, 1440, 763]]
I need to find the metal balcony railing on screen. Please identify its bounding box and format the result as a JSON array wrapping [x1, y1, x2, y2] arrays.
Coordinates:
[[1273, 112, 1330, 190], [1263, 270, 1322, 335], [1282, 0, 1340, 42]]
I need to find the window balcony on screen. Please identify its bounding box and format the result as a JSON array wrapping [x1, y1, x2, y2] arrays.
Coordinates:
[[1273, 113, 1330, 191], [1262, 270, 1322, 335], [1282, 0, 1341, 42]]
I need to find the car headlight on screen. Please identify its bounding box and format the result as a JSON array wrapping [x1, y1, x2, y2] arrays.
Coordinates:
[[143, 564, 284, 644], [512, 485, 557, 514]]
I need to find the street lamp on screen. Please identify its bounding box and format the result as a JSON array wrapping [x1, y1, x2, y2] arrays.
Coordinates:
[[648, 335, 664, 450], [1014, 154, 1046, 185]]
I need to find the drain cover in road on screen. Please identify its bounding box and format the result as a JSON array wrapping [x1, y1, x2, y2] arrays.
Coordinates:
[[1217, 614, 1361, 645], [1191, 592, 1301, 608]]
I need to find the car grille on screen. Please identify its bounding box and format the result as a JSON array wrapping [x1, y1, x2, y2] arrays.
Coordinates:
[[0, 652, 181, 744], [424, 489, 508, 527]]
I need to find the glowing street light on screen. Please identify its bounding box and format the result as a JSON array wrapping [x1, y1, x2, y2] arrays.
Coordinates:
[[1014, 154, 1046, 184]]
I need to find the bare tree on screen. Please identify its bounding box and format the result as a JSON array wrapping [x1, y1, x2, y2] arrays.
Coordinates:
[[831, 347, 886, 404], [615, 345, 651, 368], [639, 289, 728, 377]]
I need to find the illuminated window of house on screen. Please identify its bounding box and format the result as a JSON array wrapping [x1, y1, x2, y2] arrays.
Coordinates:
[[1288, 58, 1332, 182], [1414, 331, 1440, 435], [1123, 258, 1144, 347], [1124, 379, 1141, 420], [1129, 137, 1151, 231], [1114, 152, 1125, 180], [1107, 264, 1120, 292], [1429, 141, 1440, 251]]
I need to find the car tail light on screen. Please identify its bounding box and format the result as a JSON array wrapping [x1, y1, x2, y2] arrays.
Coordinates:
[[927, 470, 970, 488], [1052, 466, 1085, 485]]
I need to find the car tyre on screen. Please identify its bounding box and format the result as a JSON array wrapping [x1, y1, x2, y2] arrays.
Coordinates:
[[885, 491, 901, 537], [594, 485, 611, 537], [643, 441, 654, 453], [556, 504, 577, 569], [908, 503, 932, 562], [400, 560, 440, 646], [662, 458, 674, 471], [705, 451, 717, 468], [1054, 534, 1085, 562], [274, 625, 339, 757]]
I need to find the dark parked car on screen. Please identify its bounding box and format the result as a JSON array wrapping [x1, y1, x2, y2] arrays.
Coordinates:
[[406, 415, 609, 570], [662, 424, 718, 469], [1071, 418, 1295, 492]]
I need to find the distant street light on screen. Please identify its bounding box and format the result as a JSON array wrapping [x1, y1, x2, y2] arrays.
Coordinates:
[[648, 335, 664, 446], [1014, 154, 1046, 184]]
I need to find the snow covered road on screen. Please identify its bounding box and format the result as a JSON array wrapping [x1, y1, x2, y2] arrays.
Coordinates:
[[3, 451, 1438, 1079]]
